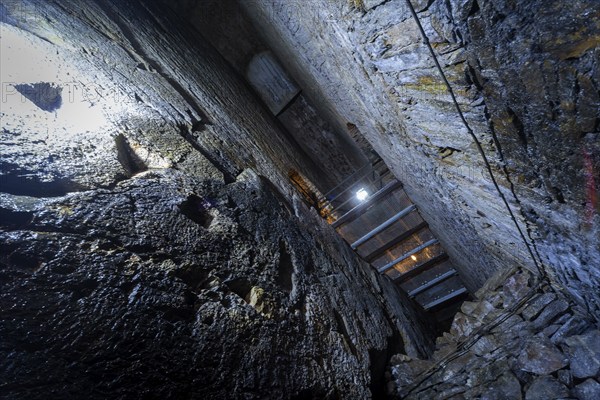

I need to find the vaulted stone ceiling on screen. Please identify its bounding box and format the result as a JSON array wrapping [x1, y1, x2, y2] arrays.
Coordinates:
[[0, 0, 598, 398]]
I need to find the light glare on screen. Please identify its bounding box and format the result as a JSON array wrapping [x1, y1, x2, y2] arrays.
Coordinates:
[[356, 188, 369, 201]]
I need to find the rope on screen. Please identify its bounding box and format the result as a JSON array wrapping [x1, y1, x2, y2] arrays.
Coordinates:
[[403, 0, 544, 275]]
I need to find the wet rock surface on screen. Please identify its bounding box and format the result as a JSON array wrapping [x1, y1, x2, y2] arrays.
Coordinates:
[[388, 267, 599, 399]]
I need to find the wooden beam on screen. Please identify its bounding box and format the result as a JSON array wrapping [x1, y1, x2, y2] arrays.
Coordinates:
[[392, 253, 449, 283], [351, 204, 417, 249], [408, 269, 457, 298], [363, 221, 428, 262], [377, 239, 439, 274]]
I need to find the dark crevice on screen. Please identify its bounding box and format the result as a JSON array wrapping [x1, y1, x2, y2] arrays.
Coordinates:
[[333, 309, 358, 358], [177, 123, 237, 183], [11, 253, 43, 272], [276, 240, 294, 292], [171, 267, 210, 292], [224, 278, 253, 303], [438, 146, 462, 159], [506, 107, 527, 146], [369, 316, 404, 400], [485, 107, 504, 158], [593, 117, 600, 134], [466, 64, 484, 91], [0, 208, 34, 230], [490, 12, 506, 25], [551, 186, 566, 204], [483, 109, 545, 269], [159, 304, 195, 322], [115, 134, 148, 176], [70, 278, 99, 301], [178, 194, 214, 228], [468, 0, 480, 17]]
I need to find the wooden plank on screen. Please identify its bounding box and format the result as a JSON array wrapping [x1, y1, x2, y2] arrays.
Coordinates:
[[408, 269, 457, 298], [377, 239, 439, 274], [423, 287, 469, 310], [392, 253, 449, 283], [351, 204, 417, 249], [363, 221, 428, 262]]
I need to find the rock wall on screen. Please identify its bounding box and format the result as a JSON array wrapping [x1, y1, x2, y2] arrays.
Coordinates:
[[236, 0, 600, 313], [166, 0, 370, 190], [389, 267, 600, 399], [0, 0, 434, 398]]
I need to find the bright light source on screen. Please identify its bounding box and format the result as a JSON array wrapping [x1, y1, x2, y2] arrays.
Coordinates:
[[356, 188, 369, 201], [411, 255, 417, 261]]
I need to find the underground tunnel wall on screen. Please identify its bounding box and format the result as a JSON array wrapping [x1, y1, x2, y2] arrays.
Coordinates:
[[223, 0, 600, 315], [0, 0, 435, 398]]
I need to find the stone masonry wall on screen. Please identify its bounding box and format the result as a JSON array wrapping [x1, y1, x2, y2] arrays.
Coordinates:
[[389, 267, 599, 399]]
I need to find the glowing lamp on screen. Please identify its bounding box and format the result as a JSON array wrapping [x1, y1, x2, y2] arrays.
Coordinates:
[[356, 188, 369, 201]]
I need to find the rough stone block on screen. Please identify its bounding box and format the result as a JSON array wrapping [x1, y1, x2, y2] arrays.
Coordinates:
[[542, 324, 561, 337], [450, 312, 479, 338], [551, 315, 590, 344], [531, 299, 570, 330], [524, 376, 569, 400], [391, 358, 434, 388], [521, 292, 556, 321], [557, 369, 573, 387], [563, 330, 600, 379], [572, 379, 600, 400], [517, 338, 569, 375], [471, 335, 500, 357], [491, 314, 525, 335], [480, 371, 522, 400], [502, 270, 532, 305]]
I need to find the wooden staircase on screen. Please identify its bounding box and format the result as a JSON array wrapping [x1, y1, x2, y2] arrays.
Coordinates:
[[323, 161, 469, 322]]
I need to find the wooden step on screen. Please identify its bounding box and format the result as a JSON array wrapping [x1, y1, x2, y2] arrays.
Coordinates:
[[351, 204, 417, 249], [377, 238, 439, 274], [392, 253, 449, 283], [408, 269, 457, 298], [423, 287, 469, 310], [363, 221, 428, 262]]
